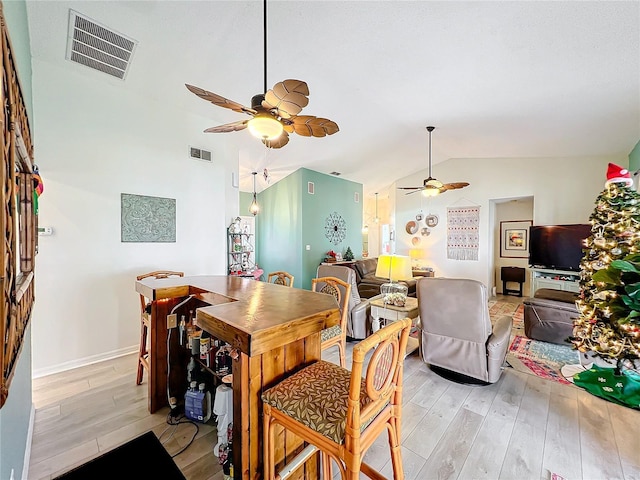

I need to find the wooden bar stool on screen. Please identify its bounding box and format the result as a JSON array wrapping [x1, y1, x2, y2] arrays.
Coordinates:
[[312, 276, 351, 368], [266, 271, 294, 287], [261, 318, 412, 479], [135, 270, 184, 385]]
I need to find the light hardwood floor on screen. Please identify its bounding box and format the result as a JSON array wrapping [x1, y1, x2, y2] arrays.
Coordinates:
[[28, 296, 640, 480]]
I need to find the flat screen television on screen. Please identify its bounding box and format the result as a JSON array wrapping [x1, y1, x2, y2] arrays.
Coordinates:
[[528, 224, 591, 272]]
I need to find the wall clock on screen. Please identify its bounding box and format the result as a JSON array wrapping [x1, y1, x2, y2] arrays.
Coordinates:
[[325, 211, 347, 245]]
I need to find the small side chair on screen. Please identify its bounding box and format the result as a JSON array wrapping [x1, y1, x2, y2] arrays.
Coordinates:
[[311, 276, 351, 368], [135, 270, 184, 385], [266, 271, 294, 287], [262, 318, 412, 479]]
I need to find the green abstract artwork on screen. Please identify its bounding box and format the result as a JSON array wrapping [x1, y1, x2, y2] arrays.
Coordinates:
[[121, 193, 176, 242]]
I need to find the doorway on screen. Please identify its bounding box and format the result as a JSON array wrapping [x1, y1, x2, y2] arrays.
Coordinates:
[[490, 197, 534, 297]]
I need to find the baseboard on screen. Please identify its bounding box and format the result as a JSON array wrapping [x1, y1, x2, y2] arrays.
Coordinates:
[[32, 346, 137, 379]]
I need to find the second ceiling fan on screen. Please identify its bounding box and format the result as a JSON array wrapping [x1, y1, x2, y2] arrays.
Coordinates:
[[185, 0, 338, 149], [399, 126, 470, 196]]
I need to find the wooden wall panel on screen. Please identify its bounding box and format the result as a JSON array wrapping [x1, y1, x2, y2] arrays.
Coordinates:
[[0, 1, 36, 409]]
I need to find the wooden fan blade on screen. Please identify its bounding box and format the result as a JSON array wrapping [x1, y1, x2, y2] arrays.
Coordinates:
[[204, 120, 248, 133], [290, 116, 339, 137], [185, 84, 256, 115], [441, 182, 470, 191], [263, 80, 310, 119], [405, 189, 424, 195], [397, 187, 422, 190], [262, 132, 290, 149]]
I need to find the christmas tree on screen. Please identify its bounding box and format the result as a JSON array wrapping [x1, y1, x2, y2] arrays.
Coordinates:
[[573, 163, 640, 365], [344, 246, 354, 261]]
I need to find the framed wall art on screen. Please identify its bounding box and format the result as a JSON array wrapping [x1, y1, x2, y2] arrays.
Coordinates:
[[500, 220, 532, 258], [121, 193, 176, 242]]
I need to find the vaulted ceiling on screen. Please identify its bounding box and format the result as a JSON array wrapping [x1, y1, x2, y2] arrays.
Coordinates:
[[25, 1, 640, 196]]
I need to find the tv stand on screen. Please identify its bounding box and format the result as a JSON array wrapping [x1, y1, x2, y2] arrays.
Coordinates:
[[530, 267, 580, 297]]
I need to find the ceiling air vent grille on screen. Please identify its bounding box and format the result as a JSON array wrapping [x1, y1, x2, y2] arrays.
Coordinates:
[[66, 10, 137, 80]]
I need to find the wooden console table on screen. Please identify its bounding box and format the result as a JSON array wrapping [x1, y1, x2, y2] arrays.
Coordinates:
[[135, 275, 340, 479]]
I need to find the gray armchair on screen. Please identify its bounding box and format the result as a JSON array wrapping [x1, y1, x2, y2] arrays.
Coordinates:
[[316, 265, 382, 340], [417, 277, 512, 384]]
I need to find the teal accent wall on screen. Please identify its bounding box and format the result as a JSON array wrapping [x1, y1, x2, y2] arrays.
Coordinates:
[[255, 170, 303, 285], [629, 139, 640, 172], [0, 3, 32, 480], [256, 168, 363, 290]]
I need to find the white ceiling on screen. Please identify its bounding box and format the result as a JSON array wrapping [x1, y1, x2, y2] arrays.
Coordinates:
[[25, 1, 640, 196]]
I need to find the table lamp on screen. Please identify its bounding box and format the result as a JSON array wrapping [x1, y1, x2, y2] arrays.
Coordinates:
[[375, 254, 413, 305]]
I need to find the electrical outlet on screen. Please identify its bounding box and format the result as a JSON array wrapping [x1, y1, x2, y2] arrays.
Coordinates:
[[167, 314, 177, 329]]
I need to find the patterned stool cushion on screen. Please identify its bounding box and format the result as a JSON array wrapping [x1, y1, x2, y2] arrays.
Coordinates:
[[262, 360, 375, 443], [321, 325, 342, 343]]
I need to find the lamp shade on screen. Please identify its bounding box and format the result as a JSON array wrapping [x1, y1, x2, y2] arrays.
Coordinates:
[[247, 114, 284, 140], [375, 254, 413, 281]]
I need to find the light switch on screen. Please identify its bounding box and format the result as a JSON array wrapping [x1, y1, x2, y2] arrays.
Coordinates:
[[306, 245, 311, 251]]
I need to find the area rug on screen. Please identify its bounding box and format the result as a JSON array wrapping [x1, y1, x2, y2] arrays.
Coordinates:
[[54, 431, 186, 479], [491, 301, 580, 386]]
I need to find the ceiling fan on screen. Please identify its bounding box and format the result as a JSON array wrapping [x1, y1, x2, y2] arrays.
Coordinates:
[[185, 0, 338, 149], [398, 126, 470, 196]]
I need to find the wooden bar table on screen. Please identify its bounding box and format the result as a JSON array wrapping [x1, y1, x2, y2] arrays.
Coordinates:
[[135, 275, 341, 480]]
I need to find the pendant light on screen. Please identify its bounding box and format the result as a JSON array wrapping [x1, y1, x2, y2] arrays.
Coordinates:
[[374, 193, 380, 223], [249, 172, 260, 216]]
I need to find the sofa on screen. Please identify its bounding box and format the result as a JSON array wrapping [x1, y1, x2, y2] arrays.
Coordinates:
[[523, 288, 579, 345], [316, 264, 383, 340], [353, 257, 418, 299]]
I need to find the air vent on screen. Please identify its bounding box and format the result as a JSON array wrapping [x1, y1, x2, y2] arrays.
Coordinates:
[[189, 146, 212, 162], [308, 182, 315, 194], [66, 10, 137, 80], [330, 171, 341, 176]]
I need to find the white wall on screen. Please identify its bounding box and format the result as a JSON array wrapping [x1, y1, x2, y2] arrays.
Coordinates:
[[31, 59, 239, 376], [395, 155, 623, 289]]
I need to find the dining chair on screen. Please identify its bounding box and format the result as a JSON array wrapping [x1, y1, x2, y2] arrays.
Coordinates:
[[266, 271, 294, 287], [135, 270, 184, 385], [311, 276, 351, 368], [262, 318, 412, 479]]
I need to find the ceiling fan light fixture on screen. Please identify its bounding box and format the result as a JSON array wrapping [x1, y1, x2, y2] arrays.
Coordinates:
[[247, 114, 283, 140], [424, 177, 443, 189], [422, 188, 439, 197]]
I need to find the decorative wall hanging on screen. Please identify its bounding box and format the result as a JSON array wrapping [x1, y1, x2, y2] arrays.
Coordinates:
[[500, 220, 532, 258], [325, 211, 346, 245], [121, 194, 176, 242], [425, 214, 439, 227], [447, 206, 480, 261], [405, 220, 418, 235]]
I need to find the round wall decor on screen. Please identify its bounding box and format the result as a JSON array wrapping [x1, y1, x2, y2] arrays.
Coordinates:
[[426, 214, 439, 227], [405, 221, 418, 235], [325, 212, 347, 245]]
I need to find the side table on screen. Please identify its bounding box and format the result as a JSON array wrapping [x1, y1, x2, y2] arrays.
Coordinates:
[[370, 297, 420, 355]]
